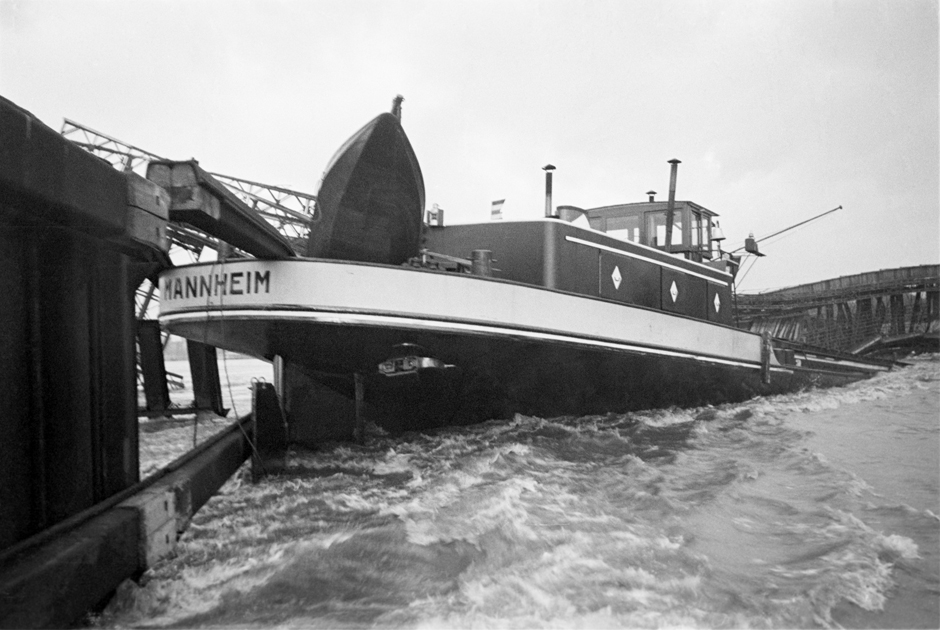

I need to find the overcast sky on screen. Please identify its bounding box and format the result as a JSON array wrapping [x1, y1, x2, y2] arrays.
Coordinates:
[[2, 0, 937, 291]]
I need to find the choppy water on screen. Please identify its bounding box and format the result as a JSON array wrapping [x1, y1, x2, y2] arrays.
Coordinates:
[[103, 356, 939, 629]]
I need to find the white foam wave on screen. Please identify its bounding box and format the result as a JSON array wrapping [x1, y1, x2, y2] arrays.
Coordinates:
[[875, 533, 920, 560], [104, 541, 294, 626], [714, 359, 940, 427], [393, 476, 540, 546], [100, 356, 937, 629], [637, 407, 698, 428], [371, 449, 414, 475]]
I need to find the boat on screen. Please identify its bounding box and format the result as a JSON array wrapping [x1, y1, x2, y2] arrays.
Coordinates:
[[305, 95, 425, 265], [158, 97, 891, 442]]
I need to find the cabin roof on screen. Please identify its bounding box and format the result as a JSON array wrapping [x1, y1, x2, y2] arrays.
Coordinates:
[[585, 200, 718, 219]]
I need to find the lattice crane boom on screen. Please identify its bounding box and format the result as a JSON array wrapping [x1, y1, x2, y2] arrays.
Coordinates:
[[59, 119, 316, 252], [61, 119, 165, 174], [60, 119, 318, 322]]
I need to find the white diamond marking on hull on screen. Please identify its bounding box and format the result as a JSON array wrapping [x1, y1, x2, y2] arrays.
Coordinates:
[[611, 266, 622, 290], [714, 293, 721, 313], [670, 280, 678, 303]]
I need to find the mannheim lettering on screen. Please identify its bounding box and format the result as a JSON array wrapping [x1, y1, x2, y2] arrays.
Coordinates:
[[162, 270, 271, 301]]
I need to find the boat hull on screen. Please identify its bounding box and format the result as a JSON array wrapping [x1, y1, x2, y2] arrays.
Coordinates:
[[159, 259, 882, 436]]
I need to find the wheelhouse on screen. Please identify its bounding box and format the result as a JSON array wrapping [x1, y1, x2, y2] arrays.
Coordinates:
[[584, 200, 721, 263]]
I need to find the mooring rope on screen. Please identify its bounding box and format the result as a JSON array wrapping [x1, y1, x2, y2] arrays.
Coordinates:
[[212, 251, 265, 475]]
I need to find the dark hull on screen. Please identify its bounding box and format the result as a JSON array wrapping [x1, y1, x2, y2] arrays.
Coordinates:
[[170, 313, 864, 434], [306, 112, 425, 265]]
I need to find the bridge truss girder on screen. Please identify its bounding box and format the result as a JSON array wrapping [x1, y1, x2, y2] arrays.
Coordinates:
[[60, 119, 317, 320], [61, 118, 318, 411]]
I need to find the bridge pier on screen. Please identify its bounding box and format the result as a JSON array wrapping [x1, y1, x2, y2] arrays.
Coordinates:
[[890, 294, 905, 336], [910, 292, 922, 334]]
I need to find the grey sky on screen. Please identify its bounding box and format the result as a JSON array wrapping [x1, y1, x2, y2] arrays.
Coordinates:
[[1, 0, 936, 291]]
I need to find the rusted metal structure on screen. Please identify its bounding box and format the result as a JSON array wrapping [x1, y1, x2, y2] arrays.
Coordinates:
[[736, 265, 940, 357]]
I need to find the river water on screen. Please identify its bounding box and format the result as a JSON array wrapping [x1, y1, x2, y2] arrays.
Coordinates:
[[102, 356, 939, 629]]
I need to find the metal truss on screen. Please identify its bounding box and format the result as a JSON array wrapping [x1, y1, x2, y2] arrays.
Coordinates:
[[61, 119, 164, 176], [60, 119, 317, 326], [208, 172, 315, 249], [59, 119, 316, 253]]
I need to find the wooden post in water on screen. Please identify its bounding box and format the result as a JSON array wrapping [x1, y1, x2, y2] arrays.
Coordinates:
[[251, 382, 287, 482], [354, 373, 365, 444], [760, 332, 772, 385]]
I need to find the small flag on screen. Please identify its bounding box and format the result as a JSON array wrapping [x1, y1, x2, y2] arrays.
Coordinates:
[[491, 199, 505, 220]]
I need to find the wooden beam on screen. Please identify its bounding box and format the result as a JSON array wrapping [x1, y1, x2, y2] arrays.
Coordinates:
[[0, 509, 139, 628], [0, 417, 253, 627]]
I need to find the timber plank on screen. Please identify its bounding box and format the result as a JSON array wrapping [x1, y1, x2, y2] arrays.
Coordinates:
[[0, 509, 139, 629]]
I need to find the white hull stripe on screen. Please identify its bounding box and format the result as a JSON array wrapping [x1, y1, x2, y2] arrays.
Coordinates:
[[162, 308, 769, 371], [800, 356, 889, 372], [565, 236, 731, 285]]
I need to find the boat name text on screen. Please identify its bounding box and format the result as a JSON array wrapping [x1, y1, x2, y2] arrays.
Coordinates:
[[162, 270, 271, 301]]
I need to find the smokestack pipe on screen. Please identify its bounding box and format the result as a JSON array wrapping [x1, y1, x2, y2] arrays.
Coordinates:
[[391, 95, 404, 119], [664, 159, 681, 252], [647, 190, 657, 202], [543, 164, 556, 218]]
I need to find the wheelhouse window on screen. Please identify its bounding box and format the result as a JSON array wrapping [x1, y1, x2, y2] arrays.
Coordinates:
[[585, 201, 719, 261], [606, 215, 640, 242], [646, 211, 683, 248], [690, 211, 702, 248]]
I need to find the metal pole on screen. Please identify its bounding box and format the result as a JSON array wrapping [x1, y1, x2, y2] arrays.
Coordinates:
[[471, 250, 493, 277], [543, 164, 556, 218], [730, 205, 843, 254], [664, 159, 681, 252], [273, 355, 285, 403]]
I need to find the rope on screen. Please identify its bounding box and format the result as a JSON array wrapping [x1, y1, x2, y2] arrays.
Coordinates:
[[213, 251, 265, 475], [734, 255, 760, 290]]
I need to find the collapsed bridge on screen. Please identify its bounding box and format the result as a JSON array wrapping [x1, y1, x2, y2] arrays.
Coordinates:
[[736, 265, 940, 358]]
